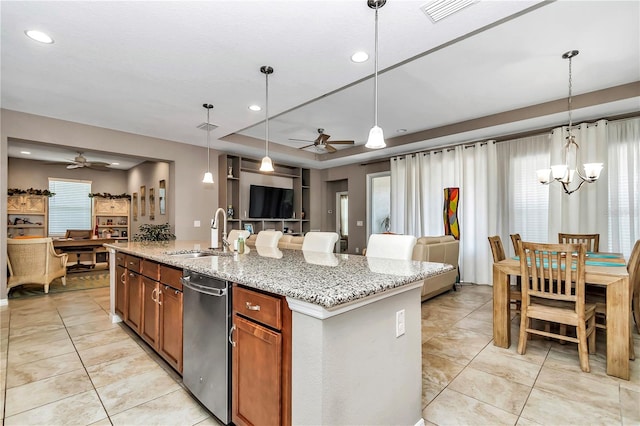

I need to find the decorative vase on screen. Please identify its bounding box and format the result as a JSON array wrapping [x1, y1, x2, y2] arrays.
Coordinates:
[[443, 187, 460, 240], [228, 166, 233, 178], [227, 205, 234, 219]]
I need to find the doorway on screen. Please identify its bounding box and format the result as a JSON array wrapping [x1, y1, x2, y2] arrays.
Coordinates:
[[335, 191, 348, 253]]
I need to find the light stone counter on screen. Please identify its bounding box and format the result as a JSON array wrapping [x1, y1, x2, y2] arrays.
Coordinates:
[[104, 240, 454, 309]]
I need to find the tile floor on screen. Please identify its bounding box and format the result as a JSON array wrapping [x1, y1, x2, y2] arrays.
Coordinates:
[[1, 283, 639, 425]]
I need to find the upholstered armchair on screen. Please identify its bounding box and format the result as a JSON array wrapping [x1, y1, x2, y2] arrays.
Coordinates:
[[7, 237, 69, 294]]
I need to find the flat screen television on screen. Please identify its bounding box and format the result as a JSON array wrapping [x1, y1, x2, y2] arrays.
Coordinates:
[[249, 184, 294, 219]]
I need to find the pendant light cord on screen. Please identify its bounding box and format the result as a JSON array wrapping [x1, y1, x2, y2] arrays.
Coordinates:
[[374, 4, 379, 127], [206, 106, 211, 172], [265, 70, 270, 157]]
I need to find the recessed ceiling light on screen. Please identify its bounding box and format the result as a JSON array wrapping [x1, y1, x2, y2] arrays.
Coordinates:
[[24, 30, 54, 44], [248, 105, 262, 111], [396, 129, 407, 133], [351, 51, 369, 63], [20, 151, 31, 155], [111, 162, 120, 166]]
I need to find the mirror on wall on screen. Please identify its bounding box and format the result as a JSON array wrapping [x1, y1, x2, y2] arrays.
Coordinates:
[[159, 179, 166, 215]]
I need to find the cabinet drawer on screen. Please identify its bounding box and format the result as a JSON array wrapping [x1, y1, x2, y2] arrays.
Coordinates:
[[141, 259, 160, 280], [234, 286, 282, 330], [116, 252, 127, 267], [160, 265, 183, 291], [125, 255, 141, 273]]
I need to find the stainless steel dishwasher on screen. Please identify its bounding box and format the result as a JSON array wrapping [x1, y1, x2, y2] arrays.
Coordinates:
[[181, 270, 231, 425]]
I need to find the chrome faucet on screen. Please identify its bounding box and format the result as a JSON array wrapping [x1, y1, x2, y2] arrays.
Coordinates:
[[212, 207, 230, 251]]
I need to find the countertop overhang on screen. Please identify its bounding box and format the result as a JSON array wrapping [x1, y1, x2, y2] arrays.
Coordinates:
[[105, 240, 454, 309]]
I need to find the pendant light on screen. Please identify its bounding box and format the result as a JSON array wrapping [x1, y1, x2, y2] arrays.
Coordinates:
[[260, 66, 275, 172], [202, 103, 214, 183], [365, 0, 386, 149]]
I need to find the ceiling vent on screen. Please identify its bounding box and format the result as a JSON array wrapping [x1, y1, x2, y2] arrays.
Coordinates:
[[421, 0, 478, 23], [197, 122, 218, 131]]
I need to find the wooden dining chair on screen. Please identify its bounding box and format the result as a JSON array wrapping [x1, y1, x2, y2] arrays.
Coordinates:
[[518, 241, 596, 372], [558, 233, 600, 252], [631, 240, 640, 334], [587, 239, 640, 361], [488, 236, 521, 312], [510, 233, 522, 257]]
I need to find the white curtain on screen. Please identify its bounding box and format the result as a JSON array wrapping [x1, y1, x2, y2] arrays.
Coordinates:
[[547, 120, 609, 244], [607, 117, 640, 258], [390, 142, 496, 284]]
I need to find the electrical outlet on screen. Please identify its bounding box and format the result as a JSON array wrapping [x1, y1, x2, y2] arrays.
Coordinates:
[[355, 247, 359, 254], [396, 309, 405, 337], [194, 220, 201, 227], [356, 220, 363, 226]]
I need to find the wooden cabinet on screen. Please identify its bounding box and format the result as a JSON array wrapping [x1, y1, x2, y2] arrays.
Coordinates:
[[232, 285, 291, 426], [218, 154, 312, 236], [7, 194, 48, 237], [92, 197, 130, 241], [119, 254, 183, 374]]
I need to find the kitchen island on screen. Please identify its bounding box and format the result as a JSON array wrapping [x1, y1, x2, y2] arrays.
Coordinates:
[[105, 240, 454, 426]]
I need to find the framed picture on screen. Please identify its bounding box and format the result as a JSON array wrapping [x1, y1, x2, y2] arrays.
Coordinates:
[[132, 192, 138, 221], [140, 186, 146, 216], [244, 223, 254, 234], [149, 187, 155, 220], [159, 179, 166, 215]]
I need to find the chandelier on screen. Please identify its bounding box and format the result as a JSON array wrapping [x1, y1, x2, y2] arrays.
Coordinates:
[[536, 50, 603, 195]]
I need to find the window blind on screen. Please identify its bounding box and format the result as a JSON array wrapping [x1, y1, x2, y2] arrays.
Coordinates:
[[48, 178, 92, 237]]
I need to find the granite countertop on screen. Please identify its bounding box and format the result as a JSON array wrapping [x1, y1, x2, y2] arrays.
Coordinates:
[[104, 240, 454, 309]]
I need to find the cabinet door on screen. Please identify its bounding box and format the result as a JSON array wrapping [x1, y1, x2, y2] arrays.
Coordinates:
[[115, 265, 127, 320], [111, 199, 129, 215], [141, 277, 160, 347], [232, 315, 282, 426], [94, 198, 113, 215], [7, 195, 22, 213], [125, 271, 142, 333], [23, 196, 46, 213], [159, 285, 183, 373]]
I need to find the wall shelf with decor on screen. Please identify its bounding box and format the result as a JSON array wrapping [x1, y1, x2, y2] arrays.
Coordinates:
[[218, 154, 310, 237], [7, 194, 48, 237], [92, 197, 131, 240]]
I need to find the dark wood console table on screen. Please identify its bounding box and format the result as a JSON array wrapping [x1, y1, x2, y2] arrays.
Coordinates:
[[54, 238, 115, 271]]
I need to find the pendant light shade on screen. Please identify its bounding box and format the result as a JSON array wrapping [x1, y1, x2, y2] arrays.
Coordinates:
[[365, 0, 386, 149], [202, 103, 214, 183], [260, 65, 275, 172]]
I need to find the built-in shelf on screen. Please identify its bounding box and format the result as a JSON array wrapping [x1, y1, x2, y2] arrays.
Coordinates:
[[219, 154, 311, 237]]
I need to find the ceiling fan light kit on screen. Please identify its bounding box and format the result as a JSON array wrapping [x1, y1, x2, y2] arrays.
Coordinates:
[[365, 0, 386, 150], [202, 103, 215, 184], [260, 65, 275, 172]]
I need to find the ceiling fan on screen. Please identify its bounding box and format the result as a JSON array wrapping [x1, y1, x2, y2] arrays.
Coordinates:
[[289, 128, 354, 153], [49, 152, 112, 171]]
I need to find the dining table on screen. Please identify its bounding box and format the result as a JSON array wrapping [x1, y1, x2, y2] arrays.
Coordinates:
[[492, 251, 631, 380]]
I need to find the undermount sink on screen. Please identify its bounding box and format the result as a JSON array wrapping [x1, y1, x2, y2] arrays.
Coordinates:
[[167, 250, 234, 259]]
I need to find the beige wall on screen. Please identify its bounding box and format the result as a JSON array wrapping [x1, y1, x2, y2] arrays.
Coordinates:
[[8, 157, 129, 193], [1, 109, 221, 300], [127, 161, 171, 236], [320, 161, 389, 254]]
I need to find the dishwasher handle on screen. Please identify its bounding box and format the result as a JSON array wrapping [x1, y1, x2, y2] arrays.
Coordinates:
[[181, 276, 227, 297]]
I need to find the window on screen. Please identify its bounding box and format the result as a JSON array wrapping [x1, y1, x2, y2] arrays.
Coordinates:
[[48, 178, 92, 237], [367, 172, 391, 238]]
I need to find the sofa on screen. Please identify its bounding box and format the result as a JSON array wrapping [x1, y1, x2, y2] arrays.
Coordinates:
[[412, 235, 460, 301]]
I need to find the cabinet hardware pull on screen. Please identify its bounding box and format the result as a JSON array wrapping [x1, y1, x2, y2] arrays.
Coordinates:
[[120, 272, 126, 283], [175, 290, 180, 295], [158, 290, 162, 305], [229, 324, 236, 347], [151, 288, 158, 303], [129, 272, 135, 277], [246, 302, 261, 311]]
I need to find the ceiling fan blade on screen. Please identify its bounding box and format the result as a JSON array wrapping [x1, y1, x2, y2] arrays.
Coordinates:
[[299, 143, 316, 150], [289, 138, 315, 143], [87, 165, 112, 171], [66, 164, 82, 169], [325, 140, 354, 144], [87, 161, 111, 167], [325, 144, 337, 153], [319, 134, 331, 144]]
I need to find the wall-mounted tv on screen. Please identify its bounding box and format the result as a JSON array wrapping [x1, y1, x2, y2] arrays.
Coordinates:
[[249, 184, 294, 219]]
